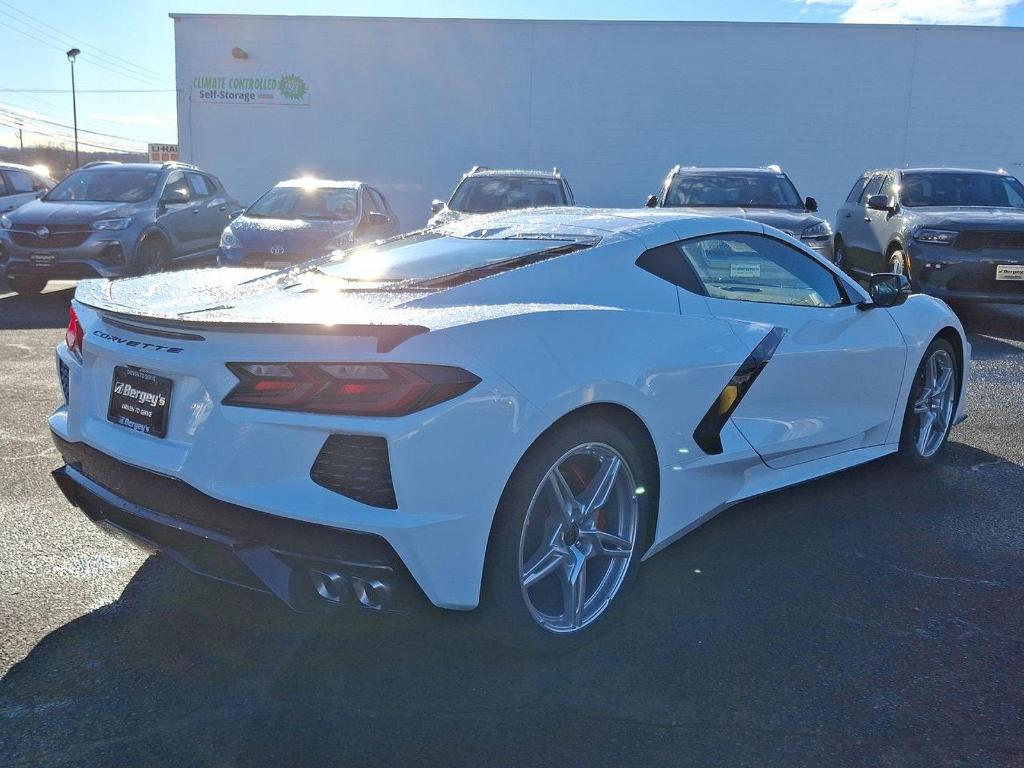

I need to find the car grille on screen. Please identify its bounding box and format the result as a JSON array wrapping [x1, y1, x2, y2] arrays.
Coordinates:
[[310, 434, 397, 509], [11, 225, 92, 249], [954, 231, 1024, 250]]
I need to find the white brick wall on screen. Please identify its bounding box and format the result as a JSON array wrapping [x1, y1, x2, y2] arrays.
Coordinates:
[[173, 15, 1024, 229]]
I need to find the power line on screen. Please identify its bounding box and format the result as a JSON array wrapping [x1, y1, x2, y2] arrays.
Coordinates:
[[0, 120, 142, 154], [0, 89, 177, 94], [0, 0, 172, 83], [0, 105, 147, 144], [0, 17, 171, 89]]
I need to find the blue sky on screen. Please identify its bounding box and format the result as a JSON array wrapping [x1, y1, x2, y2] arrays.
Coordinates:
[[1, 0, 1022, 150]]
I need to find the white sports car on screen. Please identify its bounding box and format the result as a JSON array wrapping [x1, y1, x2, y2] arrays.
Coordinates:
[[50, 208, 969, 650]]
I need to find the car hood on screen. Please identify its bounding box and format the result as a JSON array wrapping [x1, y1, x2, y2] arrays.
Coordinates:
[[667, 206, 821, 235], [229, 216, 357, 253], [8, 199, 136, 225], [904, 207, 1024, 230]]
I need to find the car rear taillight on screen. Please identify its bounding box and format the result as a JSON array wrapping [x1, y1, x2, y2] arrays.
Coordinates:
[[65, 305, 84, 360], [223, 362, 481, 416]]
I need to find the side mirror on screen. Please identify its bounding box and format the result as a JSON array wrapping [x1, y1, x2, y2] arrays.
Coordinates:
[[866, 194, 895, 213], [161, 187, 190, 205], [861, 272, 911, 309], [430, 199, 445, 215], [228, 209, 244, 220], [804, 196, 818, 212], [645, 195, 659, 208], [365, 211, 389, 226]]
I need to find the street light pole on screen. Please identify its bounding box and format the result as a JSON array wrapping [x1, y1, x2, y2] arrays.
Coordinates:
[[66, 48, 80, 169]]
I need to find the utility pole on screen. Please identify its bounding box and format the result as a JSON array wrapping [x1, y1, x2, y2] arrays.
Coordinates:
[[66, 48, 80, 168], [17, 128, 23, 150]]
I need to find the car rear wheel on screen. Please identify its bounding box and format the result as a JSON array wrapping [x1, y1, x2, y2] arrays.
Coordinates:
[[478, 415, 653, 653], [897, 338, 959, 466], [6, 275, 48, 295]]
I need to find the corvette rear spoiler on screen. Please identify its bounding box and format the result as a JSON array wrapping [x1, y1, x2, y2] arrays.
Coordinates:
[[93, 309, 428, 353]]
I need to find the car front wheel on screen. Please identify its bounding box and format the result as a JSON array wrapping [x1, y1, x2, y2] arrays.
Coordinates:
[[6, 275, 48, 295], [479, 414, 653, 652], [898, 337, 959, 465]]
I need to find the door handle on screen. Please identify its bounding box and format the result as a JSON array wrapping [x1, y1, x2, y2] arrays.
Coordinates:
[[218, 205, 226, 211], [191, 208, 201, 214], [863, 217, 871, 222], [844, 212, 851, 218]]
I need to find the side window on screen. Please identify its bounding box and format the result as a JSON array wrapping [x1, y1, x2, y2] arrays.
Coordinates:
[[368, 188, 388, 213], [879, 174, 895, 199], [362, 187, 382, 213], [858, 173, 884, 204], [163, 171, 189, 199], [32, 174, 50, 191], [5, 170, 36, 194], [845, 176, 868, 203], [0, 174, 10, 197], [186, 172, 211, 198], [676, 233, 847, 308]]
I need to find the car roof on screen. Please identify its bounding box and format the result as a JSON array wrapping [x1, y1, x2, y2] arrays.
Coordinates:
[[0, 161, 45, 173], [276, 178, 363, 189], [673, 166, 783, 174], [465, 168, 562, 179], [439, 206, 755, 238], [898, 167, 1011, 176]]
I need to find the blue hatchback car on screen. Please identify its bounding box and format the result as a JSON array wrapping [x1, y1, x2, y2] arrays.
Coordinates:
[[218, 178, 400, 268]]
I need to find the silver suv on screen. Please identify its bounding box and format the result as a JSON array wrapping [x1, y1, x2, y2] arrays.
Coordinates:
[[428, 166, 575, 227], [0, 162, 55, 216], [0, 160, 238, 295]]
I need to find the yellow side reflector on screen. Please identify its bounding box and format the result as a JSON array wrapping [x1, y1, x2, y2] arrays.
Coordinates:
[[717, 385, 739, 415]]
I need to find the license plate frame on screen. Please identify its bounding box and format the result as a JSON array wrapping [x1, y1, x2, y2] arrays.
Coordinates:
[[995, 264, 1024, 281], [107, 366, 173, 438], [30, 252, 55, 268]]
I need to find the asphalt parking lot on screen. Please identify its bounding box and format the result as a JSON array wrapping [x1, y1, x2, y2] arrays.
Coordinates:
[[1, 280, 1022, 768]]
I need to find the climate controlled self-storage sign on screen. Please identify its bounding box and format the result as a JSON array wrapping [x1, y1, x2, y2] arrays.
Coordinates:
[[190, 74, 310, 106]]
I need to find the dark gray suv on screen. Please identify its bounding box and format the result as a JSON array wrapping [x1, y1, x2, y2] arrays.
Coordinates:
[[646, 166, 834, 260], [834, 167, 1024, 304], [0, 160, 238, 295]]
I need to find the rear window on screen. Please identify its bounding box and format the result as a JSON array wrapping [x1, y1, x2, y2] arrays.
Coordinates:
[[313, 232, 592, 284]]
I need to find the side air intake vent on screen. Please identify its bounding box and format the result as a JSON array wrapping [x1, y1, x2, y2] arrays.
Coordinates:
[[310, 435, 397, 509]]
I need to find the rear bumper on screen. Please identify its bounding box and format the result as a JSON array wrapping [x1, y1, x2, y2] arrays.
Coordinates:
[[51, 433, 428, 613]]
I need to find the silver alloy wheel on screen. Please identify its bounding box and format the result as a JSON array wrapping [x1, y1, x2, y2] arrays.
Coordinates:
[[889, 250, 905, 275], [912, 348, 956, 458], [518, 443, 639, 634]]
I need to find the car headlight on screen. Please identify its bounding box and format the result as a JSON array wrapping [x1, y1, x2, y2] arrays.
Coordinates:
[[220, 229, 241, 249], [913, 228, 958, 245], [92, 217, 132, 231], [801, 221, 832, 239], [0, 215, 11, 230]]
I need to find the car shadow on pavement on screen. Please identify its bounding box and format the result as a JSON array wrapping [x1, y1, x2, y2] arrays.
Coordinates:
[[953, 303, 1024, 361], [2, 440, 1022, 768], [0, 284, 75, 330]]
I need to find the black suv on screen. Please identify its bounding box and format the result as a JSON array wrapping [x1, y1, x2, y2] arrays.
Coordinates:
[[834, 167, 1024, 304], [0, 160, 238, 294], [646, 166, 834, 260]]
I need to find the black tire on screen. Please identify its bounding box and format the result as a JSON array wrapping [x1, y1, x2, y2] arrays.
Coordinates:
[[7, 275, 48, 295], [134, 235, 169, 275], [896, 337, 959, 467], [888, 248, 911, 286], [475, 413, 655, 654], [833, 237, 846, 269]]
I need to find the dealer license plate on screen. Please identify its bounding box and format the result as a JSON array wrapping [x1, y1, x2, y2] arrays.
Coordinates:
[[995, 264, 1024, 281], [31, 253, 55, 267], [107, 366, 173, 438]]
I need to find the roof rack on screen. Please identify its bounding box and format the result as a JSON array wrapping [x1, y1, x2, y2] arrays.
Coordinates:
[[467, 165, 492, 175], [80, 160, 121, 169], [161, 160, 198, 170], [552, 167, 560, 177], [764, 164, 782, 173]]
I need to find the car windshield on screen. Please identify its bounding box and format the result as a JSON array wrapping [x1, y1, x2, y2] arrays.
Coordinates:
[[665, 172, 803, 209], [313, 231, 587, 283], [449, 177, 566, 213], [246, 186, 359, 220], [44, 168, 161, 203], [900, 172, 1024, 208]]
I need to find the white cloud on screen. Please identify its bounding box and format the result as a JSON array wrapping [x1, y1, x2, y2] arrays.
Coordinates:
[[800, 0, 1021, 24]]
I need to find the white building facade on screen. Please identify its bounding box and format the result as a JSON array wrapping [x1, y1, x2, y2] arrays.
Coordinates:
[[173, 14, 1024, 229]]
